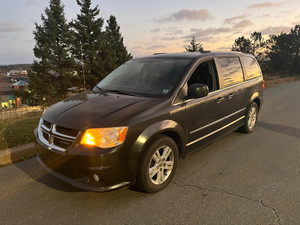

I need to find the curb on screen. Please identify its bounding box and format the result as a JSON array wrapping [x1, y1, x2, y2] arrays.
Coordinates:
[[0, 143, 36, 166]]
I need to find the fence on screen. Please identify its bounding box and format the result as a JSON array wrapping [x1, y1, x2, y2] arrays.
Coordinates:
[[0, 106, 44, 121]]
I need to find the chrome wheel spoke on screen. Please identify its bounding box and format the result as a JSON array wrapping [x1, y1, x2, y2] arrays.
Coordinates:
[[161, 147, 172, 160], [149, 166, 159, 179], [157, 170, 164, 183], [164, 161, 173, 170], [153, 151, 161, 163]]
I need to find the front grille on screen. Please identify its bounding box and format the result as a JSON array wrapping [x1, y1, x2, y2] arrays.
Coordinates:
[[56, 125, 79, 137], [43, 120, 52, 129], [38, 118, 80, 152]]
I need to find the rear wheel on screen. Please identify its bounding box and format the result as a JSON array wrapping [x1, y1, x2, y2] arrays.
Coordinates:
[[135, 135, 178, 193], [240, 102, 258, 133]]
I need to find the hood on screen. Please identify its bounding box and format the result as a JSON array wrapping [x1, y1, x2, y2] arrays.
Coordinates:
[[43, 91, 164, 130]]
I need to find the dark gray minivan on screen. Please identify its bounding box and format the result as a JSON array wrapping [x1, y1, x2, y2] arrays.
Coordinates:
[[35, 52, 264, 192]]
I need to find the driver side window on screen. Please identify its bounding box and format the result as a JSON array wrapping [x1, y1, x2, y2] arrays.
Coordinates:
[[183, 59, 219, 96], [188, 59, 219, 92]]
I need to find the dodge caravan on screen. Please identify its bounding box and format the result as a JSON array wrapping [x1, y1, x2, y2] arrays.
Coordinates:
[[35, 52, 264, 192]]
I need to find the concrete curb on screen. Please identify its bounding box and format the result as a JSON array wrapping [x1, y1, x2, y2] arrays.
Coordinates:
[[0, 143, 36, 166]]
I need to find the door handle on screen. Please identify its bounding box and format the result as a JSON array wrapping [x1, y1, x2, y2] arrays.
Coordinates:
[[217, 97, 224, 103], [228, 93, 233, 99]]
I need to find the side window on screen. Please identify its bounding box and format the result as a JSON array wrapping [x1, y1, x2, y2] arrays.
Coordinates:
[[242, 56, 262, 80], [217, 57, 244, 88], [187, 59, 219, 92]]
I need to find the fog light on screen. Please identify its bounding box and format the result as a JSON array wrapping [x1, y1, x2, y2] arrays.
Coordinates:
[[93, 174, 100, 182]]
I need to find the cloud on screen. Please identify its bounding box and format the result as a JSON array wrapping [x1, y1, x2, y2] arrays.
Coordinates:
[[232, 19, 253, 29], [156, 9, 212, 23], [260, 26, 291, 35], [166, 27, 183, 35], [146, 44, 165, 50], [161, 36, 182, 41], [150, 28, 160, 33], [223, 14, 248, 24], [0, 21, 23, 33], [183, 27, 232, 43], [187, 27, 232, 38], [247, 2, 284, 9]]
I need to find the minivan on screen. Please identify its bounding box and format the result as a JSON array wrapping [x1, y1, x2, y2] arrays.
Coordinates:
[[35, 52, 264, 192]]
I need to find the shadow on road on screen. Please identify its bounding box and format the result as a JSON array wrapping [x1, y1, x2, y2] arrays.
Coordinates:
[[15, 157, 85, 193], [257, 121, 300, 139]]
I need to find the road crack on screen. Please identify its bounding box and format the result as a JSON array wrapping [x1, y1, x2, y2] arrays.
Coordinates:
[[171, 181, 281, 225]]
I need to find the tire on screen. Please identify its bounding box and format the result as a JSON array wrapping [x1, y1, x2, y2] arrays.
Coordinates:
[[135, 135, 179, 193], [240, 102, 258, 133]]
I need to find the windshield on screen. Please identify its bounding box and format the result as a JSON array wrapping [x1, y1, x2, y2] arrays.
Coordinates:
[[96, 58, 191, 97]]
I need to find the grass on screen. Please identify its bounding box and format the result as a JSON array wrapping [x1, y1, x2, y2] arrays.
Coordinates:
[[0, 116, 40, 150]]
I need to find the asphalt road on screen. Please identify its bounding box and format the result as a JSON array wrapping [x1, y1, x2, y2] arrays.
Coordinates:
[[1, 81, 300, 225]]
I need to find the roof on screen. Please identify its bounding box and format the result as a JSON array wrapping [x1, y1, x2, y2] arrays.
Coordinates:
[[134, 51, 246, 61], [12, 80, 29, 86]]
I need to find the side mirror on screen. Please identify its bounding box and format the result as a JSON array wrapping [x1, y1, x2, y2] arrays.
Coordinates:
[[187, 84, 209, 99]]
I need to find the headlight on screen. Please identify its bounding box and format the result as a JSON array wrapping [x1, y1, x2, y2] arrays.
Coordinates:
[[80, 127, 128, 148]]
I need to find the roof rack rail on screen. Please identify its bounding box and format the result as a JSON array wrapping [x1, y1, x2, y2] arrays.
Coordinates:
[[202, 51, 211, 53], [153, 53, 166, 55]]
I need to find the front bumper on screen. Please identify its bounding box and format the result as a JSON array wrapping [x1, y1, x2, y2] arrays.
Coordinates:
[[35, 129, 137, 192]]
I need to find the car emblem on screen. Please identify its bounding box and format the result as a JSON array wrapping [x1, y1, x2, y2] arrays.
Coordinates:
[[48, 124, 56, 146]]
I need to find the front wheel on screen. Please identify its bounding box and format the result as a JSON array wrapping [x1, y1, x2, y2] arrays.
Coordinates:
[[240, 102, 258, 133], [135, 135, 178, 193]]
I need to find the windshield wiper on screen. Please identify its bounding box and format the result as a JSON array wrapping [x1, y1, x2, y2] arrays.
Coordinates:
[[105, 89, 140, 97], [94, 85, 107, 94]]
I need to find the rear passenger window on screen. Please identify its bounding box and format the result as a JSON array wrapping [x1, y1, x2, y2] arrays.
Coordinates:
[[217, 57, 244, 88], [242, 56, 262, 80]]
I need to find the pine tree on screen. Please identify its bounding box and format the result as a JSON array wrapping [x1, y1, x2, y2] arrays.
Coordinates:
[[104, 15, 132, 74], [31, 0, 75, 105], [71, 0, 105, 88], [185, 36, 204, 52]]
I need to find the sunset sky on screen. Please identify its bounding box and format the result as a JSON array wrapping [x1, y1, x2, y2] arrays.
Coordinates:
[[0, 0, 299, 64]]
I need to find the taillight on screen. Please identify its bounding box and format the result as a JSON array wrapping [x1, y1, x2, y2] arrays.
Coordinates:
[[263, 80, 265, 89]]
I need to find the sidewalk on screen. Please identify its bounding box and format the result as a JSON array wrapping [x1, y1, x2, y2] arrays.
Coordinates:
[[0, 143, 36, 166]]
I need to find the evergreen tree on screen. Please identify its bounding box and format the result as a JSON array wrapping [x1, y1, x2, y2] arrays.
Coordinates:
[[31, 0, 75, 105], [104, 15, 132, 74], [185, 36, 204, 52], [268, 25, 300, 72], [71, 0, 105, 88], [231, 32, 267, 62], [231, 36, 253, 54]]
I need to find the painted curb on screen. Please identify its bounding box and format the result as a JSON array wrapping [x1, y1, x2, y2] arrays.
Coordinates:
[[0, 143, 36, 166]]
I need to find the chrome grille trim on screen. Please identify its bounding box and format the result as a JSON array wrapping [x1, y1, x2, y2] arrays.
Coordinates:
[[38, 118, 79, 152], [52, 124, 76, 140]]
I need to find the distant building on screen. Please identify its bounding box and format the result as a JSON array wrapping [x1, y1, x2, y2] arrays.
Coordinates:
[[0, 77, 15, 109], [7, 68, 28, 77], [0, 77, 29, 109]]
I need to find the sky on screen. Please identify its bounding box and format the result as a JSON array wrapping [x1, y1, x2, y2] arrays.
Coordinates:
[[0, 0, 299, 64]]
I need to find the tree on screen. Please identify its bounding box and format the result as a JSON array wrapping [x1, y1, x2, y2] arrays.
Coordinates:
[[232, 32, 267, 61], [185, 36, 204, 52], [231, 36, 253, 54], [71, 0, 105, 89], [31, 0, 75, 105], [290, 25, 300, 70], [104, 15, 132, 74], [268, 25, 300, 72]]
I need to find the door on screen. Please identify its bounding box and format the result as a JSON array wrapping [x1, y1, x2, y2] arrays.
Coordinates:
[[215, 56, 248, 125], [184, 59, 226, 151]]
